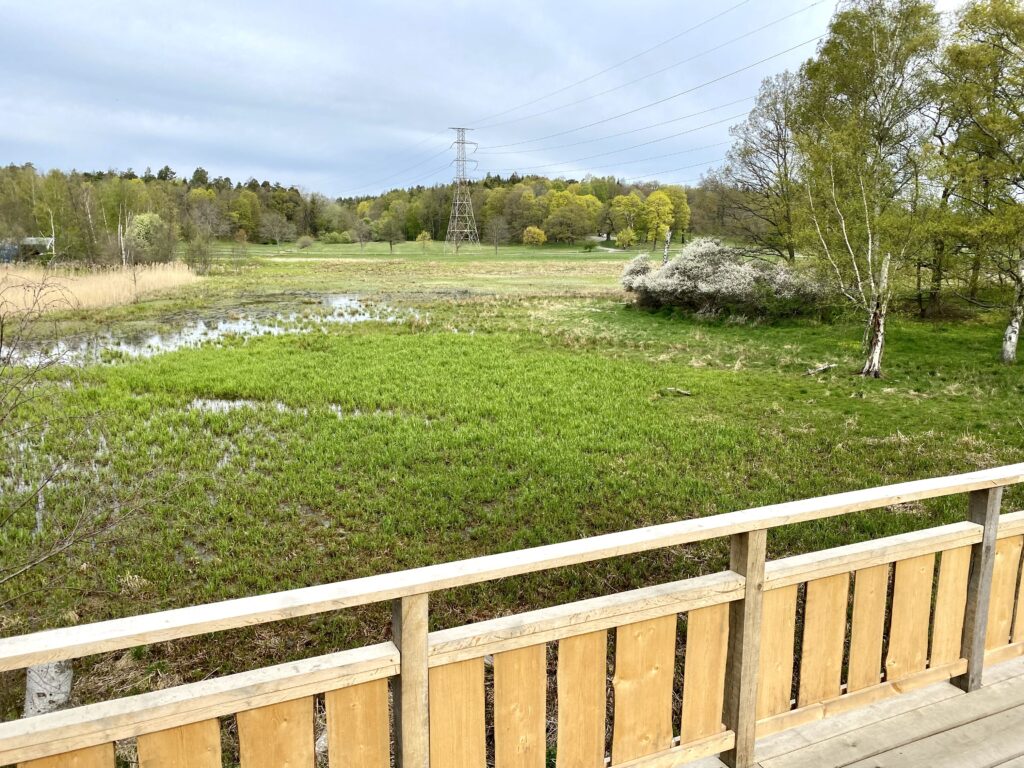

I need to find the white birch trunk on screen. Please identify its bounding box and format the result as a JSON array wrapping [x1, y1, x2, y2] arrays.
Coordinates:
[[24, 661, 73, 717], [1002, 279, 1023, 364], [860, 252, 891, 378], [861, 307, 886, 377]]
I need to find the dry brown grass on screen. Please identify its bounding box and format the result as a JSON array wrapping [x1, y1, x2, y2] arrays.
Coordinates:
[[0, 263, 200, 313]]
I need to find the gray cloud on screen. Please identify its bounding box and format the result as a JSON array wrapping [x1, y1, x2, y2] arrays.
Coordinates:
[[0, 0, 966, 196]]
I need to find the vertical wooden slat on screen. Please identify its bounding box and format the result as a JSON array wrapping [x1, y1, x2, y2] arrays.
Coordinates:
[[797, 573, 849, 707], [1015, 547, 1024, 644], [931, 546, 972, 667], [680, 602, 730, 742], [236, 697, 314, 768], [429, 658, 486, 768], [722, 529, 767, 768], [392, 593, 430, 768], [756, 585, 797, 719], [611, 615, 677, 764], [495, 645, 547, 768], [956, 486, 1002, 692], [19, 744, 115, 768], [138, 720, 222, 768], [986, 535, 1023, 650], [847, 564, 888, 692], [326, 679, 390, 768], [886, 554, 936, 682], [556, 630, 607, 768]]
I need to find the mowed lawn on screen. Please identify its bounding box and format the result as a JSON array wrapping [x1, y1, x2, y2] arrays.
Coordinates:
[[2, 248, 1022, 712]]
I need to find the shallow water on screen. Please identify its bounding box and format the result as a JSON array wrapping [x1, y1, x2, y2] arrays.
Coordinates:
[[5, 294, 404, 367]]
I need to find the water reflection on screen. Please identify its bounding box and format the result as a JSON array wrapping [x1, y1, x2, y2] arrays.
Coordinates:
[[7, 295, 402, 367]]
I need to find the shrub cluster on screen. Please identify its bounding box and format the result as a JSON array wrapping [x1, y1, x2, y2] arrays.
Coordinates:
[[622, 238, 825, 318]]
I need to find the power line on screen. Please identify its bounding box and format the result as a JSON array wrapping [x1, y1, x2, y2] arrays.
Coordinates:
[[338, 142, 452, 196], [477, 96, 754, 155], [474, 1, 823, 131], [475, 36, 823, 149], [467, 0, 753, 127], [486, 113, 744, 173]]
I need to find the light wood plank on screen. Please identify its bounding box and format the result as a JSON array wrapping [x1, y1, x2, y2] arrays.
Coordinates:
[[798, 574, 849, 707], [0, 644, 396, 766], [607, 731, 735, 768], [765, 522, 980, 590], [556, 631, 607, 768], [429, 659, 485, 768], [236, 698, 314, 768], [998, 509, 1024, 539], [19, 744, 115, 768], [611, 616, 677, 764], [494, 645, 547, 768], [430, 571, 742, 667], [844, 702, 1024, 767], [756, 586, 798, 719], [5, 465, 1020, 672], [1015, 545, 1024, 643], [722, 529, 767, 768], [760, 665, 1024, 768], [957, 487, 1003, 692], [987, 535, 1023, 651], [325, 679, 390, 768], [681, 603, 730, 742], [847, 564, 888, 693], [886, 554, 936, 683], [137, 721, 221, 768], [931, 546, 971, 667], [755, 674, 963, 763], [392, 594, 429, 768], [757, 659, 967, 741]]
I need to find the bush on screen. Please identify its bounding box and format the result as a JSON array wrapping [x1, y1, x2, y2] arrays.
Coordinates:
[[581, 242, 597, 252], [321, 230, 351, 245], [296, 235, 315, 249], [621, 238, 825, 318], [522, 226, 547, 247]]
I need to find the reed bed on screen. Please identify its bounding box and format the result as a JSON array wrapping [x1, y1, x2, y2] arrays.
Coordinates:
[[0, 262, 200, 313]]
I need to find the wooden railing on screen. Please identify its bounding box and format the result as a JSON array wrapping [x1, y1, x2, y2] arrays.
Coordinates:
[[2, 464, 1024, 768]]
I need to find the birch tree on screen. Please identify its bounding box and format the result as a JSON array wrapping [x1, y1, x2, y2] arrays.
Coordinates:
[[940, 0, 1024, 362], [721, 72, 802, 262], [797, 0, 940, 377]]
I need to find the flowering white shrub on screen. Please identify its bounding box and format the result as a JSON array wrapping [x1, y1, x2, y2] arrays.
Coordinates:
[[622, 238, 825, 317]]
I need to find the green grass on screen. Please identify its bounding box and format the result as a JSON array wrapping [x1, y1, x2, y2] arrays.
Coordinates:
[[1, 245, 1022, 715]]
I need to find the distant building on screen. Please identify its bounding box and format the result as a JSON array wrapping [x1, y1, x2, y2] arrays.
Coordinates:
[[19, 237, 55, 258]]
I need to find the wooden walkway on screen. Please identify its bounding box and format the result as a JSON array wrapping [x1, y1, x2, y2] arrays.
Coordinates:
[[691, 654, 1024, 768]]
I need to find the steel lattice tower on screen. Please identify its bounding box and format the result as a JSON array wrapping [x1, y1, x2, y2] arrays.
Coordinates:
[[445, 127, 480, 254]]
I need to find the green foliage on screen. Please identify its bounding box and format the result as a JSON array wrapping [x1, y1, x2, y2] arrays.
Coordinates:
[[643, 190, 674, 246], [296, 235, 315, 249], [321, 230, 352, 245], [128, 212, 175, 263], [615, 227, 637, 249], [522, 225, 547, 246]]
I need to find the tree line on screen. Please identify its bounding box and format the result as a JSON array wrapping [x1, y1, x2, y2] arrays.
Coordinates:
[[692, 0, 1023, 372], [0, 161, 693, 264]]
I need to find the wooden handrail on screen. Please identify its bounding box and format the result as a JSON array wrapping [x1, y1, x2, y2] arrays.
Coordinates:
[[1, 463, 1021, 672]]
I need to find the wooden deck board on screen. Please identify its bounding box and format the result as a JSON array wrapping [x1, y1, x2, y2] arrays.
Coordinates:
[[757, 656, 1024, 768]]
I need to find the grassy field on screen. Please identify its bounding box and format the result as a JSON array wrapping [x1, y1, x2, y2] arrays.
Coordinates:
[[1, 244, 1022, 717]]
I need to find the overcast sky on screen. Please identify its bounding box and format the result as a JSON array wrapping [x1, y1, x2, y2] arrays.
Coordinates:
[[0, 0, 967, 197]]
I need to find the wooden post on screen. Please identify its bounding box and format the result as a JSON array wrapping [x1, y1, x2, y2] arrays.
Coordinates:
[[392, 593, 430, 768], [955, 487, 1003, 692], [722, 529, 767, 768]]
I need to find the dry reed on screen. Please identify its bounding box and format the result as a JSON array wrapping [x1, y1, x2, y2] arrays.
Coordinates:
[[0, 263, 200, 313]]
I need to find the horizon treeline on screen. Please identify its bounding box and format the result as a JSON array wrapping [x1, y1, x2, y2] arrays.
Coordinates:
[[0, 160, 696, 264]]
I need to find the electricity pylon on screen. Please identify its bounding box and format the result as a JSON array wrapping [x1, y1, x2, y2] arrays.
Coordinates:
[[444, 127, 480, 254]]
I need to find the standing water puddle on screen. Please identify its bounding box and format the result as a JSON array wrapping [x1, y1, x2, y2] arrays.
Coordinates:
[[8, 295, 409, 367]]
